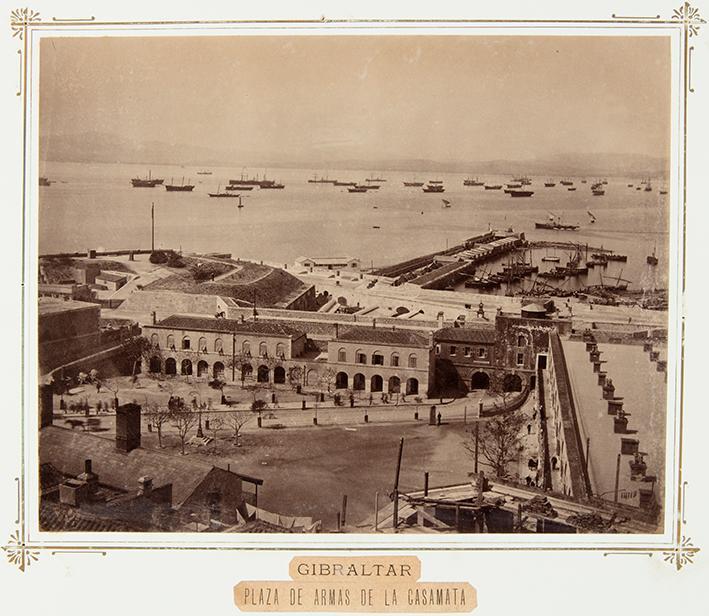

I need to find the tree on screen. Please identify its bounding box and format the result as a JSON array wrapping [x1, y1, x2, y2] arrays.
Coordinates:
[[121, 335, 155, 380], [146, 402, 171, 448], [288, 366, 303, 390], [207, 413, 225, 452], [103, 379, 120, 407], [320, 368, 337, 394], [226, 408, 252, 444], [169, 402, 197, 455], [464, 412, 528, 478]]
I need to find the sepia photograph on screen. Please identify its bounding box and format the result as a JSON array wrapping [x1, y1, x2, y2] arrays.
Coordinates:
[[35, 31, 674, 537]]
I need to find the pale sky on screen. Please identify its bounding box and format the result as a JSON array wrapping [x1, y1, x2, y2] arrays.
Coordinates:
[[39, 35, 671, 162]]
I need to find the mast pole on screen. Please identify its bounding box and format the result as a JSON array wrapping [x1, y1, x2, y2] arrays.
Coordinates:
[[151, 202, 155, 252]]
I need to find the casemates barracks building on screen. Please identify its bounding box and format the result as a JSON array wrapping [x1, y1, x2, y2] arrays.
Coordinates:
[[141, 304, 572, 397]]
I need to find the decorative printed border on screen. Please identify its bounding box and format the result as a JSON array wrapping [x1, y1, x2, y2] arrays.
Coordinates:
[[4, 4, 704, 572]]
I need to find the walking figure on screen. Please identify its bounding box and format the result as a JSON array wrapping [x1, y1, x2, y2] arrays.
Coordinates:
[[477, 301, 485, 319], [437, 412, 442, 426], [369, 394, 373, 406]]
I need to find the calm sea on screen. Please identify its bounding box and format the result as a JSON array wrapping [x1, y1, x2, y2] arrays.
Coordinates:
[[38, 161, 670, 291]]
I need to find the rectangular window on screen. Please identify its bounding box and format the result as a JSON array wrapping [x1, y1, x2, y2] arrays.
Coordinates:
[[464, 346, 472, 357], [516, 352, 524, 366], [373, 355, 384, 365], [338, 350, 346, 362], [392, 355, 399, 367], [357, 353, 367, 364], [435, 345, 441, 355], [449, 345, 457, 356], [478, 347, 487, 358], [182, 339, 190, 350]]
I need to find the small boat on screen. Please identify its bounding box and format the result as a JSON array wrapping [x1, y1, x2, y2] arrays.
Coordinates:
[[308, 173, 336, 184], [165, 177, 195, 192], [484, 184, 503, 190], [587, 211, 597, 223], [506, 182, 522, 189], [131, 170, 162, 188], [627, 184, 634, 188], [560, 179, 574, 186], [423, 184, 445, 193], [259, 181, 285, 189], [567, 187, 577, 191], [544, 180, 556, 187], [541, 256, 561, 263], [196, 170, 212, 175], [644, 182, 652, 192], [636, 186, 642, 191], [441, 199, 452, 208], [509, 190, 534, 197], [592, 189, 605, 196], [372, 225, 381, 229], [225, 184, 254, 191], [463, 177, 485, 186], [428, 180, 444, 185], [536, 213, 579, 230], [366, 175, 386, 182], [535, 221, 579, 230], [581, 179, 587, 184], [348, 186, 368, 193], [365, 183, 381, 189], [403, 181, 425, 187], [334, 181, 358, 187], [208, 184, 238, 198], [39, 177, 52, 186], [659, 188, 668, 195]]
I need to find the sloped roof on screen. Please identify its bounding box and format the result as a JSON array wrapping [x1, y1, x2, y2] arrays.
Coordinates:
[[335, 325, 429, 348], [434, 327, 497, 344], [150, 315, 305, 338], [40, 500, 143, 532], [96, 272, 128, 283], [40, 426, 229, 506]]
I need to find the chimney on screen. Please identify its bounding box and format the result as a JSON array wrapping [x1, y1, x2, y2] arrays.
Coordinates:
[[151, 311, 157, 325], [137, 476, 153, 496], [116, 403, 141, 452], [334, 323, 339, 339], [372, 318, 376, 329], [240, 314, 245, 323], [76, 458, 99, 495], [597, 372, 607, 386], [437, 311, 444, 329]]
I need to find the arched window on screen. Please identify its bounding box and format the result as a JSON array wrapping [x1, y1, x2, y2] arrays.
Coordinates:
[[150, 333, 159, 347], [257, 365, 270, 383], [338, 348, 347, 362], [370, 375, 383, 392], [197, 360, 209, 377], [273, 366, 286, 384], [408, 353, 418, 368], [242, 340, 251, 356], [214, 338, 223, 353], [406, 378, 419, 395], [388, 376, 401, 393], [517, 334, 527, 347], [353, 373, 366, 391], [198, 337, 207, 353], [182, 336, 191, 350], [181, 359, 193, 375], [390, 353, 400, 367], [259, 341, 268, 357], [149, 356, 162, 373], [335, 372, 349, 389], [164, 357, 177, 375], [355, 349, 367, 364], [276, 342, 285, 358], [166, 334, 175, 350], [213, 362, 225, 379], [372, 351, 384, 365]]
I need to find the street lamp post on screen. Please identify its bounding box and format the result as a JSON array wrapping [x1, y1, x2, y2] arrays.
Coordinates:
[[190, 389, 204, 438]]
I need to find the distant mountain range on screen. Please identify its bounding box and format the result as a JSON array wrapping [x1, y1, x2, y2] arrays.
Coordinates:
[[40, 132, 669, 178]]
